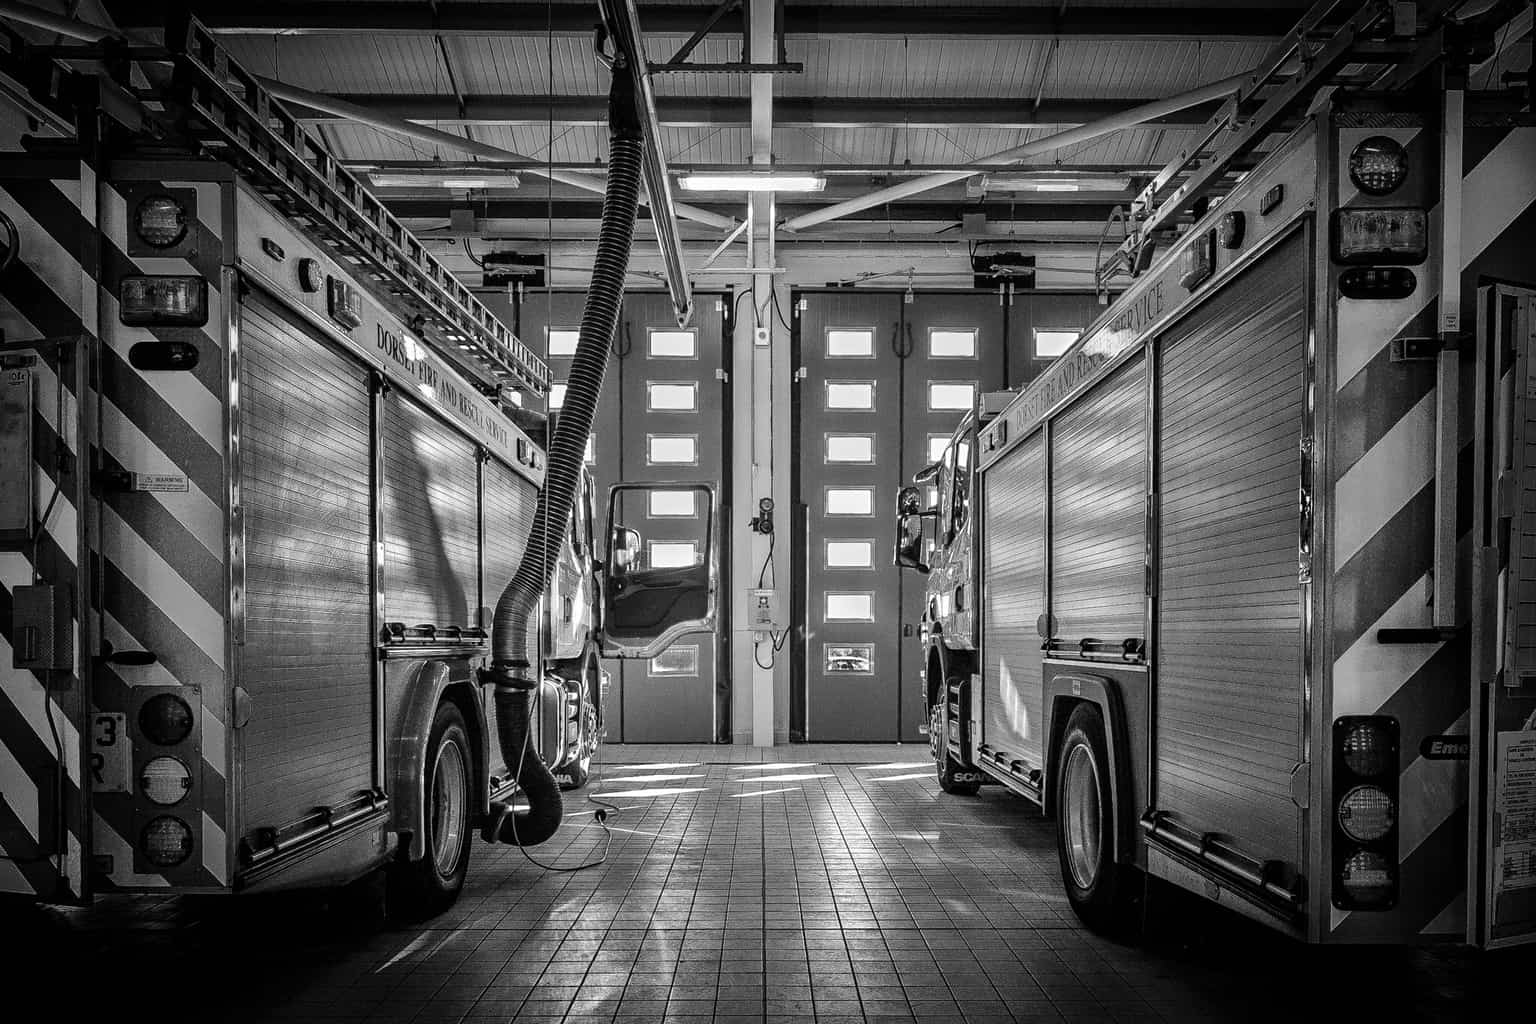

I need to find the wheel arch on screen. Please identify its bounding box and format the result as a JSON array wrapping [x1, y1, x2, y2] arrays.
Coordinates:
[[389, 659, 489, 863], [1042, 673, 1136, 865], [925, 641, 976, 711]]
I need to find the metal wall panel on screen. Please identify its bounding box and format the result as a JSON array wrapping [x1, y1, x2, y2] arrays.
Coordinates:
[[1049, 355, 1146, 646], [981, 431, 1046, 765], [239, 295, 374, 832], [1154, 234, 1306, 868], [381, 391, 481, 629]]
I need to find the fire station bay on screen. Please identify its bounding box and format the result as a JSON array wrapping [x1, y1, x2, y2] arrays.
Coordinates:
[[3, 0, 1536, 1021]]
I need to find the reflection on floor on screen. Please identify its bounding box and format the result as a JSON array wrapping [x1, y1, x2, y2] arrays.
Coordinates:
[[16, 744, 1512, 1022]]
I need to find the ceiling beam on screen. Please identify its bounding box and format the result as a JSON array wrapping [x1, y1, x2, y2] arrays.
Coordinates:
[[384, 198, 1118, 223], [293, 94, 1217, 129], [110, 1, 1306, 38]]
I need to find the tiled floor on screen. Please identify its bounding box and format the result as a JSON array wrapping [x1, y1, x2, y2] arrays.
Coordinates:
[[9, 744, 1522, 1022]]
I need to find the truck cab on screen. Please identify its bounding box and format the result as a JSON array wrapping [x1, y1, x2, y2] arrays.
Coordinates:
[[895, 396, 1006, 794]]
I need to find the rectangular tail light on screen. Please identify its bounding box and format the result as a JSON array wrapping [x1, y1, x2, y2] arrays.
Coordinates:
[[119, 275, 209, 327]]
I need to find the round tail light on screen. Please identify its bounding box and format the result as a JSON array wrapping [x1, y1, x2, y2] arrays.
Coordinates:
[[140, 816, 194, 868], [1349, 136, 1408, 196], [1338, 848, 1395, 908], [140, 756, 192, 807], [1339, 720, 1394, 777], [1338, 784, 1395, 842], [138, 694, 194, 745], [134, 195, 189, 248]]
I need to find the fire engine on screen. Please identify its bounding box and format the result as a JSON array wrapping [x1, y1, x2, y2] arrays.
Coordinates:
[[0, 12, 716, 914], [897, 0, 1536, 945]]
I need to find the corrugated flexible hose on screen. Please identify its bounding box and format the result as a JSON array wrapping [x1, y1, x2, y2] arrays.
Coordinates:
[[483, 72, 644, 847]]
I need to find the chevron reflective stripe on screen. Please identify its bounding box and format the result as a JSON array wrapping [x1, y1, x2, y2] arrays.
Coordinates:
[[1330, 126, 1536, 940], [0, 168, 90, 900], [89, 178, 230, 891]]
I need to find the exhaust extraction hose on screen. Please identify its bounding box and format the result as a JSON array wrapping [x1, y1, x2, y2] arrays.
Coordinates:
[[483, 67, 644, 847]]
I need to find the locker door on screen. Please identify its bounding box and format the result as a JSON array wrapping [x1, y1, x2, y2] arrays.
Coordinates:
[[616, 292, 729, 742], [898, 294, 1005, 742], [795, 292, 904, 740]]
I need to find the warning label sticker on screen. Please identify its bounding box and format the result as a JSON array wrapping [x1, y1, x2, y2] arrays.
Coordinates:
[[1495, 731, 1536, 894]]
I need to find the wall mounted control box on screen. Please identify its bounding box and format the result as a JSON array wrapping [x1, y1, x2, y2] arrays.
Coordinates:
[[748, 588, 781, 632]]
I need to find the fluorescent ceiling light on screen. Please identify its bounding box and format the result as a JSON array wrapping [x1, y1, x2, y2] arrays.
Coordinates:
[[678, 172, 826, 193], [979, 174, 1131, 193], [368, 171, 520, 189]]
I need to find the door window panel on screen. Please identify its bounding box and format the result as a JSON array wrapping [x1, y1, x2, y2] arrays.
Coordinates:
[[825, 381, 875, 410], [648, 382, 698, 411], [649, 489, 697, 517], [826, 327, 875, 358], [548, 327, 580, 357], [648, 434, 698, 465], [928, 382, 976, 410], [825, 592, 874, 621], [826, 434, 874, 464], [649, 644, 699, 676], [1035, 329, 1080, 358], [826, 540, 874, 569], [548, 383, 567, 410], [929, 328, 977, 358], [928, 434, 949, 463], [825, 487, 874, 516], [824, 644, 873, 674], [649, 540, 699, 569], [649, 329, 697, 358], [585, 433, 596, 464]]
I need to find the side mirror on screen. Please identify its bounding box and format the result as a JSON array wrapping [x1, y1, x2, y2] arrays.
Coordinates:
[[893, 487, 930, 574], [608, 526, 641, 574]]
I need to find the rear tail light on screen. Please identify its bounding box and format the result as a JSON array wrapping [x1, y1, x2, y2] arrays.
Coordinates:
[[140, 756, 192, 807], [140, 816, 194, 867], [1338, 266, 1417, 300], [1330, 208, 1427, 265], [119, 275, 209, 327], [1333, 716, 1399, 910], [1348, 136, 1409, 196], [138, 693, 194, 745], [133, 195, 188, 248]]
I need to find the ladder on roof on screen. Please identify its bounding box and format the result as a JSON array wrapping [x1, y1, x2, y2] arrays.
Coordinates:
[[163, 14, 550, 395], [1094, 0, 1423, 293]]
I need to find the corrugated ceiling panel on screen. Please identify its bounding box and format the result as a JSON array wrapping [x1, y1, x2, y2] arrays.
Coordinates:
[[220, 35, 448, 93], [1045, 39, 1273, 98]]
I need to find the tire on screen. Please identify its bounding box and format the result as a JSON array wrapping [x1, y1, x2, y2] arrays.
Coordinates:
[[1054, 704, 1138, 934], [389, 701, 473, 921], [930, 701, 981, 796]]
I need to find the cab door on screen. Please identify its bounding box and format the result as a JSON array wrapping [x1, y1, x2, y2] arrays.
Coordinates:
[[598, 482, 718, 659], [1473, 284, 1536, 947]]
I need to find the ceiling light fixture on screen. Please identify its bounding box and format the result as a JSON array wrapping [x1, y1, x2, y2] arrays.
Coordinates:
[[678, 172, 827, 193], [368, 172, 521, 190], [975, 174, 1131, 194]]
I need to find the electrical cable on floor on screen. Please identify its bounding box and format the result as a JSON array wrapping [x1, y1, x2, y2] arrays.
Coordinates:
[[503, 699, 615, 873]]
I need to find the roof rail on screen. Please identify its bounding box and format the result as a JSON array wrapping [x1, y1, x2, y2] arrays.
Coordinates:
[[165, 13, 550, 394]]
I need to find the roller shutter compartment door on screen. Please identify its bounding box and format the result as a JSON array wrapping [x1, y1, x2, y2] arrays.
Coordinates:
[[981, 431, 1046, 768], [239, 293, 375, 832], [483, 457, 538, 780], [1049, 356, 1147, 649], [899, 293, 1005, 742], [1154, 232, 1306, 869], [794, 291, 904, 741], [381, 390, 481, 631], [617, 292, 728, 743]]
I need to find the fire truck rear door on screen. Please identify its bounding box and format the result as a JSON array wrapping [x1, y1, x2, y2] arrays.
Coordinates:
[[1473, 284, 1536, 948]]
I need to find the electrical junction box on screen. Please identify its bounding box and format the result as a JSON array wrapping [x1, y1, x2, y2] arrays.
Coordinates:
[[754, 325, 770, 347], [749, 589, 781, 632]]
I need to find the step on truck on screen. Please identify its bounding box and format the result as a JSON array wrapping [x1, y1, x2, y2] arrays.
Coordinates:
[[0, 13, 717, 914], [897, 1, 1536, 945]]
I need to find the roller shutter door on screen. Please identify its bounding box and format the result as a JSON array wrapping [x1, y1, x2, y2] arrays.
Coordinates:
[[381, 391, 480, 630], [482, 458, 538, 779], [239, 293, 374, 831], [1154, 231, 1306, 868], [981, 431, 1046, 765], [1049, 357, 1147, 648]]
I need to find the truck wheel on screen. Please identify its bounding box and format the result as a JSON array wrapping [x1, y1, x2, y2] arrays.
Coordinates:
[[930, 703, 981, 796], [389, 701, 473, 920], [558, 648, 600, 790], [1055, 704, 1137, 933]]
